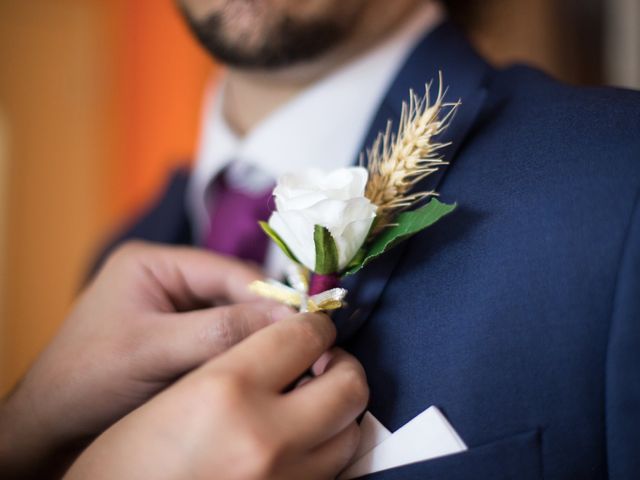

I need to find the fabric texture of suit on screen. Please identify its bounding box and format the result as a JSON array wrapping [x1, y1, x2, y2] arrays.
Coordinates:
[[96, 22, 640, 479]]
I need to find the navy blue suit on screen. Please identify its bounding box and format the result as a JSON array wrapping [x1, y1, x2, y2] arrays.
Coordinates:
[[98, 22, 640, 479]]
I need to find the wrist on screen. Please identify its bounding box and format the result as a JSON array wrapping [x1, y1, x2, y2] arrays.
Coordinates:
[[0, 384, 68, 479], [0, 387, 42, 475]]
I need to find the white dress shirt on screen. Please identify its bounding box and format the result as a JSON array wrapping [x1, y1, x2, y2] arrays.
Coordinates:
[[187, 2, 444, 276]]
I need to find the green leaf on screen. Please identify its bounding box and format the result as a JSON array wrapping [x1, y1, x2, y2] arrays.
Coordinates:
[[259, 221, 299, 264], [314, 225, 340, 274], [343, 199, 456, 276], [345, 247, 367, 270]]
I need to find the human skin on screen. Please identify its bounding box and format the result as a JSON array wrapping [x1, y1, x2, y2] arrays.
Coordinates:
[[0, 242, 292, 479], [65, 314, 369, 480], [178, 0, 427, 135]]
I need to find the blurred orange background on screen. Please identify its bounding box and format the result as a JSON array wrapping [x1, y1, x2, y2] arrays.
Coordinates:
[[0, 0, 214, 393]]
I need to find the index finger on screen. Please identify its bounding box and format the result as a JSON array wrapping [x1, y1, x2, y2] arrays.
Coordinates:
[[118, 242, 264, 308], [208, 312, 336, 391]]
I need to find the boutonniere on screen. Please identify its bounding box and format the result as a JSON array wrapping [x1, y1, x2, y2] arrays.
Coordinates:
[[250, 77, 459, 312]]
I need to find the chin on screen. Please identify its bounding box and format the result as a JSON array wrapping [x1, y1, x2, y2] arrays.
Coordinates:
[[180, 0, 364, 69]]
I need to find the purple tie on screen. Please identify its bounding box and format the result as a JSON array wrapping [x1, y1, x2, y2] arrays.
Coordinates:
[[204, 171, 274, 264]]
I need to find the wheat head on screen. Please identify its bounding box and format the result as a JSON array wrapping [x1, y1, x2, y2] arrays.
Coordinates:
[[364, 73, 460, 234]]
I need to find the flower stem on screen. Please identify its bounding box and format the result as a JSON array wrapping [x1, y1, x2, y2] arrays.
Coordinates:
[[309, 274, 340, 295]]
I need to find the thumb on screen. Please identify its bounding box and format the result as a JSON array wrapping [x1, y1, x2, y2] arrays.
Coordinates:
[[146, 303, 295, 377]]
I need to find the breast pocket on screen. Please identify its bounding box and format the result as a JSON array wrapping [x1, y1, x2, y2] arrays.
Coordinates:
[[357, 429, 542, 480]]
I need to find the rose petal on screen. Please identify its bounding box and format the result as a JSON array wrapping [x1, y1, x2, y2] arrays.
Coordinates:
[[268, 211, 316, 271], [270, 166, 376, 273], [335, 217, 376, 269]]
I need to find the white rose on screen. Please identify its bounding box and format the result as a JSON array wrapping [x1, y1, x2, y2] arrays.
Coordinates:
[[268, 167, 377, 273]]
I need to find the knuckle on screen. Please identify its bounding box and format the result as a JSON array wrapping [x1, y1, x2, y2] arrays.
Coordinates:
[[231, 305, 269, 338], [326, 423, 362, 474], [337, 364, 369, 410], [344, 422, 362, 457], [243, 436, 282, 478], [114, 240, 149, 259], [105, 241, 151, 271], [208, 309, 239, 350]]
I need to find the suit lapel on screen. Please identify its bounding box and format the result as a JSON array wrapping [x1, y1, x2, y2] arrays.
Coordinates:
[[334, 21, 492, 343]]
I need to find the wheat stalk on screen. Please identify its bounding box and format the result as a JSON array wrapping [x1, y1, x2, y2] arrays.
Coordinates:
[[364, 73, 460, 234]]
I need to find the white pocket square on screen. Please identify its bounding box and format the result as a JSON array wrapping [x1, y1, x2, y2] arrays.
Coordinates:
[[338, 406, 467, 479]]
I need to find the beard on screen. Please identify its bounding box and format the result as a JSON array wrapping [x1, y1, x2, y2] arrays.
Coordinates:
[[179, 2, 357, 70]]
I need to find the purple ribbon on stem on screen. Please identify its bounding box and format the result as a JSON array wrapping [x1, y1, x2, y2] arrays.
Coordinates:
[[309, 273, 340, 296]]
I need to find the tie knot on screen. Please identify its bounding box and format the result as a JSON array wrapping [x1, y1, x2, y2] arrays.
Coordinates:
[[204, 167, 275, 264]]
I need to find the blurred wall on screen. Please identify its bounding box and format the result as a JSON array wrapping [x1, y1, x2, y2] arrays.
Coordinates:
[[605, 0, 640, 89], [0, 109, 7, 377], [0, 0, 212, 394], [0, 0, 112, 394], [451, 0, 605, 85]]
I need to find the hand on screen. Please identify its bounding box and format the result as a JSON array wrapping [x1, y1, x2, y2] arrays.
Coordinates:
[[66, 312, 369, 480], [0, 241, 291, 478]]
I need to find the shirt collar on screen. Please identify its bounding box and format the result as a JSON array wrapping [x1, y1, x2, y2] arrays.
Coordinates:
[[188, 2, 445, 239]]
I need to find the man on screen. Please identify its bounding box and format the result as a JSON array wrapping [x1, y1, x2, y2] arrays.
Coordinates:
[[101, 0, 640, 478]]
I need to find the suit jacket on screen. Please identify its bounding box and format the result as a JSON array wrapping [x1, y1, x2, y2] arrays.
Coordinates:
[[96, 22, 640, 479]]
